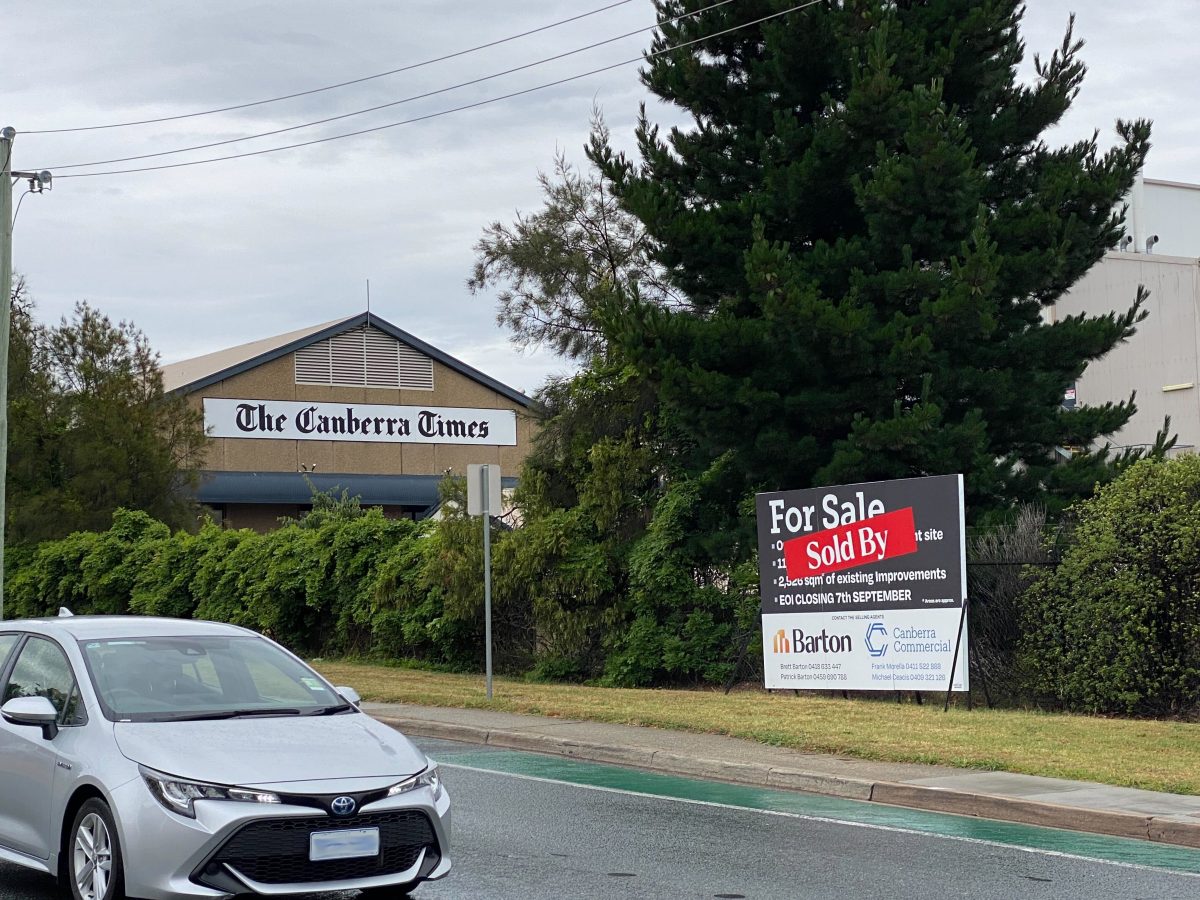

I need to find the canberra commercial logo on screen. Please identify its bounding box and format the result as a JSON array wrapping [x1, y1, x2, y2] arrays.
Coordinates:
[[772, 628, 852, 654], [864, 622, 888, 658], [860, 623, 952, 657]]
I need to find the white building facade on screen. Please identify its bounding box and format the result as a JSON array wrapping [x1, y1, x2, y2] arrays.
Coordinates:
[[1053, 177, 1200, 453]]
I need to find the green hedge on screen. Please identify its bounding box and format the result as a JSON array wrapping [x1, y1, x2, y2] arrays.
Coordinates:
[[1020, 456, 1200, 716], [4, 505, 468, 663], [2, 472, 751, 686]]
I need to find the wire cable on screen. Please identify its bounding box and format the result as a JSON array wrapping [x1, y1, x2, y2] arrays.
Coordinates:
[[46, 0, 736, 171], [25, 0, 638, 135], [52, 0, 824, 180], [12, 190, 33, 228]]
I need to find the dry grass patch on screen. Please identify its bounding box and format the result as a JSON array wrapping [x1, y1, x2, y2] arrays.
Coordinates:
[[315, 662, 1200, 795]]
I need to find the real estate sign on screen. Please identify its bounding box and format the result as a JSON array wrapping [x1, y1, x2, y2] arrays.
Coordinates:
[[755, 474, 968, 692]]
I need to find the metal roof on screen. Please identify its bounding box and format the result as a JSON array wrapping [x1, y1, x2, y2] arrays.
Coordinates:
[[195, 470, 517, 512], [160, 318, 343, 393], [161, 311, 536, 409]]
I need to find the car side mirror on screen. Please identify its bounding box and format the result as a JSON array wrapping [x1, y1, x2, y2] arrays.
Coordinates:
[[335, 686, 361, 707], [1, 696, 60, 740]]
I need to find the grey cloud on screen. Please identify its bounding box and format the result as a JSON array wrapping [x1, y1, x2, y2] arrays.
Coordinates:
[[5, 0, 1198, 395]]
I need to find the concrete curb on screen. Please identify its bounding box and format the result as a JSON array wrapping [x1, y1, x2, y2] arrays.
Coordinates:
[[374, 715, 1200, 850]]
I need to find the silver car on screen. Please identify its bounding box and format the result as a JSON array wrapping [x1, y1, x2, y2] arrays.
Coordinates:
[[0, 614, 451, 899]]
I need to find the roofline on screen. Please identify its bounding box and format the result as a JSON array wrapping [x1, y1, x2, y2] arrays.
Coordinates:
[[1102, 250, 1199, 266], [166, 312, 536, 409], [1144, 177, 1200, 192]]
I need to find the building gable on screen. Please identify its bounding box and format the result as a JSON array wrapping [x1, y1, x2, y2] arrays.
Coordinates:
[[165, 312, 534, 408]]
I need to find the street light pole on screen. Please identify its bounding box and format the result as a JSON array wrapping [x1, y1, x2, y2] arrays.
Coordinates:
[[0, 126, 14, 623]]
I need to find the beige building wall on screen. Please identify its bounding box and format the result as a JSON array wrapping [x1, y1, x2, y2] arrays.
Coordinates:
[[222, 504, 302, 532], [1054, 252, 1200, 452], [189, 353, 538, 476]]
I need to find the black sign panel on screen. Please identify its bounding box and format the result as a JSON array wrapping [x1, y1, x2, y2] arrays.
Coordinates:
[[755, 474, 966, 615]]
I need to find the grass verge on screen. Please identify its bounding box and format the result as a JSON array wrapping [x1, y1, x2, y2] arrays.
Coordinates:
[[313, 661, 1200, 795]]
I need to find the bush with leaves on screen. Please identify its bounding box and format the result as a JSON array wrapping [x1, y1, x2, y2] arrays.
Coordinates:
[[1020, 457, 1200, 716], [603, 470, 759, 687], [3, 500, 460, 665]]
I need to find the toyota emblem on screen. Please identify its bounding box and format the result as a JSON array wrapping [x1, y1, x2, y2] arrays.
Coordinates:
[[331, 796, 357, 817]]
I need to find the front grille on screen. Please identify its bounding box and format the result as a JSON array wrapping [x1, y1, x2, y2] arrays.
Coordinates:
[[209, 809, 436, 885]]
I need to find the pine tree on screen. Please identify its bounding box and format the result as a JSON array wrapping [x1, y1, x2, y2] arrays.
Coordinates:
[[592, 0, 1154, 517]]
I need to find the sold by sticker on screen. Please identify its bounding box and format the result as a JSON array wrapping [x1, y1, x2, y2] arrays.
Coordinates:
[[783, 508, 918, 580]]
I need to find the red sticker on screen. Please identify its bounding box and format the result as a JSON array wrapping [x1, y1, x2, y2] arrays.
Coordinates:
[[783, 507, 919, 580]]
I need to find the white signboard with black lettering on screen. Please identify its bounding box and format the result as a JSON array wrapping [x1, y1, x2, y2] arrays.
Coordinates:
[[755, 474, 967, 692], [204, 399, 517, 446]]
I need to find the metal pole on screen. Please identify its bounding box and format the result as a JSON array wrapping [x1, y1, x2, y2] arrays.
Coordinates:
[[481, 464, 493, 700], [0, 128, 14, 623], [942, 597, 969, 712]]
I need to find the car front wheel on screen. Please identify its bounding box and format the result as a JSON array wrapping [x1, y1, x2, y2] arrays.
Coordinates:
[[67, 799, 125, 900]]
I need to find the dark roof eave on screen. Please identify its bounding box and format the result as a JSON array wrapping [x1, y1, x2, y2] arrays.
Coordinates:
[[194, 471, 519, 507]]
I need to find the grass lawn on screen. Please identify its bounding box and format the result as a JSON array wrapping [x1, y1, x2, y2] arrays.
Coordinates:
[[313, 661, 1200, 796]]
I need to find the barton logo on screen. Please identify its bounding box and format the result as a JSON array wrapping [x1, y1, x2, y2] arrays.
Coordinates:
[[789, 628, 852, 654], [772, 629, 791, 654]]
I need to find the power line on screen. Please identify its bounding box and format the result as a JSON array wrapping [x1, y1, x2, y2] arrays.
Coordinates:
[[24, 0, 638, 135], [46, 0, 737, 171], [52, 0, 824, 180]]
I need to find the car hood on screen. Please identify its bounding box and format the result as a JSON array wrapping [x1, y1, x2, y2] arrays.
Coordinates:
[[113, 713, 427, 787]]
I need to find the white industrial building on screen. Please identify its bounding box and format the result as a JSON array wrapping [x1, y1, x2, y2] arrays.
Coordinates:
[[1053, 176, 1200, 453]]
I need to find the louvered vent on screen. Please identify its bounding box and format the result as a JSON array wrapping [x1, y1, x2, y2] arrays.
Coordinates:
[[294, 343, 332, 384], [398, 343, 434, 390], [295, 325, 434, 389]]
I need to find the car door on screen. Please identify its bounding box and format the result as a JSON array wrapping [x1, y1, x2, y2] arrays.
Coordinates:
[[0, 631, 23, 854], [0, 635, 82, 859]]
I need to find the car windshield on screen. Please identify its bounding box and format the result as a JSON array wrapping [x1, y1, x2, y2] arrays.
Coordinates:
[[79, 634, 345, 722]]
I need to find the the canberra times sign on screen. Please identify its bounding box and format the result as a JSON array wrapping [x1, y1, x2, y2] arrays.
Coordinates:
[[755, 474, 967, 692], [205, 398, 517, 446]]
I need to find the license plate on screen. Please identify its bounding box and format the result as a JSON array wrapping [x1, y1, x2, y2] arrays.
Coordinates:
[[309, 827, 380, 862]]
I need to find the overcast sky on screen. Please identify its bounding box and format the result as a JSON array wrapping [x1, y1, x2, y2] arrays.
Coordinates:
[[6, 1, 1197, 396]]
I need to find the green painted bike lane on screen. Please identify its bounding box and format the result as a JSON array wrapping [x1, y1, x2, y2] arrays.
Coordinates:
[[431, 744, 1200, 876]]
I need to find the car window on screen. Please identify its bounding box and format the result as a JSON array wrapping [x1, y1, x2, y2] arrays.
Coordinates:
[[80, 634, 343, 722], [3, 637, 85, 726], [0, 634, 18, 673], [241, 638, 329, 705]]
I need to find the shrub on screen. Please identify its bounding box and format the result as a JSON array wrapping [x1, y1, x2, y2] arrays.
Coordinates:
[[1020, 456, 1200, 716]]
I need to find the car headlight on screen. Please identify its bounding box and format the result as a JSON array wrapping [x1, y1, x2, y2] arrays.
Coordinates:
[[140, 766, 281, 819], [386, 764, 443, 801]]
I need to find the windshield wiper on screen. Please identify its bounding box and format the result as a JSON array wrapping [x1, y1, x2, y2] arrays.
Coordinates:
[[301, 702, 357, 716], [164, 708, 304, 721]]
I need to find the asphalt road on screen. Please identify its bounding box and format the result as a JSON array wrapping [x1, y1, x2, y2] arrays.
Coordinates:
[[3, 736, 1199, 899]]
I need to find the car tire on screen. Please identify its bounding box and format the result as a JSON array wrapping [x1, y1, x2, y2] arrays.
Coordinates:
[[66, 799, 125, 900]]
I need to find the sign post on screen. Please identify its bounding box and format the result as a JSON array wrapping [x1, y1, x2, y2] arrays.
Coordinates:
[[467, 463, 502, 700], [755, 474, 968, 695]]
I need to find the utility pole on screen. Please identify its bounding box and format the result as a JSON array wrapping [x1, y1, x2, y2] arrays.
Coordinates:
[[0, 127, 51, 622], [0, 127, 14, 623]]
